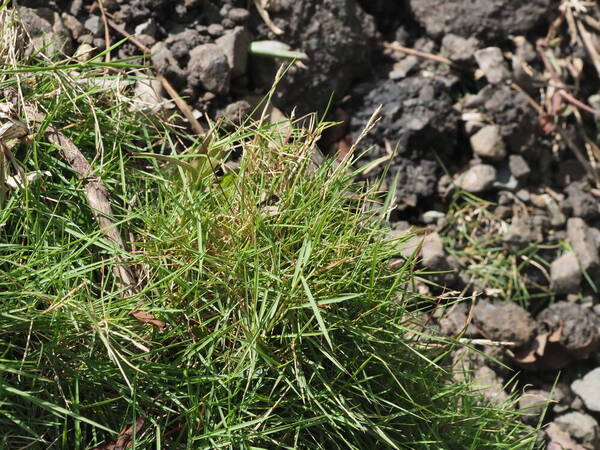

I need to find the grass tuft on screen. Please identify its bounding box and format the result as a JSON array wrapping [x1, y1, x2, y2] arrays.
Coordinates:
[[0, 9, 538, 449]]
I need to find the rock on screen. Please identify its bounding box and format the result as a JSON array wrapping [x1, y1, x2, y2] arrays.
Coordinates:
[[554, 412, 599, 448], [469, 124, 506, 161], [17, 7, 72, 55], [452, 344, 509, 381], [441, 33, 479, 63], [69, 0, 83, 16], [519, 390, 552, 425], [422, 210, 445, 224], [187, 43, 231, 95], [408, 0, 552, 43], [464, 120, 484, 136], [472, 300, 535, 347], [545, 422, 588, 450], [92, 38, 105, 50], [438, 303, 470, 336], [474, 47, 511, 84], [165, 30, 206, 62], [221, 100, 252, 124], [494, 205, 512, 219], [83, 15, 102, 37], [483, 85, 537, 153], [207, 23, 224, 37], [492, 163, 518, 191], [256, 0, 376, 116], [150, 41, 186, 87], [572, 368, 600, 412], [547, 197, 566, 227], [134, 18, 157, 38], [508, 154, 530, 180], [216, 27, 251, 78], [550, 252, 581, 294], [61, 13, 83, 40], [421, 232, 447, 269], [458, 164, 496, 193], [566, 182, 600, 220], [516, 189, 530, 202], [537, 302, 598, 356], [567, 218, 600, 275], [502, 216, 541, 247], [389, 56, 419, 80], [73, 43, 94, 62], [228, 7, 250, 24], [472, 366, 508, 406], [349, 75, 458, 209], [388, 229, 424, 260]]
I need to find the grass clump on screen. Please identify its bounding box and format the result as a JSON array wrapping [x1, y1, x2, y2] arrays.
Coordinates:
[[0, 10, 537, 449]]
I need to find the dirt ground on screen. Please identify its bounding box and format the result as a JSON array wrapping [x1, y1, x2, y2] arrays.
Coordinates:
[[13, 0, 600, 447]]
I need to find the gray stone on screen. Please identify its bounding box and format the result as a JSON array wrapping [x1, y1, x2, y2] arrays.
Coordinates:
[[472, 300, 535, 347], [516, 189, 530, 202], [150, 42, 186, 86], [387, 228, 423, 259], [502, 216, 541, 247], [17, 7, 71, 55], [509, 154, 531, 180], [221, 100, 251, 124], [464, 120, 484, 136], [494, 205, 512, 219], [83, 16, 101, 37], [458, 164, 496, 193], [474, 47, 510, 84], [567, 218, 600, 275], [134, 19, 157, 38], [537, 302, 598, 353], [472, 366, 508, 406], [519, 390, 552, 425], [550, 252, 581, 294], [207, 23, 224, 37], [438, 303, 469, 336], [408, 0, 552, 43], [441, 33, 479, 62], [566, 182, 600, 220], [61, 13, 83, 40], [492, 164, 518, 191], [389, 56, 419, 80], [421, 232, 447, 270], [216, 27, 251, 78], [187, 43, 231, 95], [470, 124, 506, 161], [165, 29, 205, 61], [69, 0, 83, 16], [228, 7, 250, 24], [422, 210, 445, 224], [547, 197, 567, 228], [572, 368, 600, 412], [554, 412, 599, 448]]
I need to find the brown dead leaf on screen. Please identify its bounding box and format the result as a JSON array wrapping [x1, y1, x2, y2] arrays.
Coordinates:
[[131, 309, 166, 330]]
